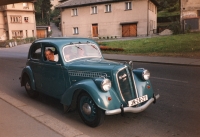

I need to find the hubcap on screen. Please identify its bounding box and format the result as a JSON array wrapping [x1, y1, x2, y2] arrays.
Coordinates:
[[25, 82, 31, 90], [82, 103, 91, 115]]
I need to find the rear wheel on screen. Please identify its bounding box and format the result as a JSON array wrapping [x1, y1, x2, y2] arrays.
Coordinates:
[[78, 92, 105, 127], [24, 77, 39, 98]]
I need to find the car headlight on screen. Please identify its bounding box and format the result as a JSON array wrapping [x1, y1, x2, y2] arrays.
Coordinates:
[[142, 69, 150, 80], [101, 79, 111, 92]]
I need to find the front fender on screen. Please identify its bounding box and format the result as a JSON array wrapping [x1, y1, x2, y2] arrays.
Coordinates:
[[61, 79, 122, 110], [21, 66, 36, 90], [134, 75, 154, 99]]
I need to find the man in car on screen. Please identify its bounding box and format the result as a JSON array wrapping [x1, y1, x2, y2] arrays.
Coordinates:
[[45, 49, 58, 62]]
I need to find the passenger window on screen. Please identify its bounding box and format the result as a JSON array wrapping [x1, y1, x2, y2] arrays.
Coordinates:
[[31, 43, 41, 60], [43, 44, 59, 62]]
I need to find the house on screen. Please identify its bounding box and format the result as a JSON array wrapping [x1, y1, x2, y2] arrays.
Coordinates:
[[180, 0, 200, 32], [0, 2, 36, 41], [57, 0, 158, 38]]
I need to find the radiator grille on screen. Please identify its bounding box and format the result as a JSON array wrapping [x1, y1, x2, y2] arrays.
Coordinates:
[[117, 67, 136, 102]]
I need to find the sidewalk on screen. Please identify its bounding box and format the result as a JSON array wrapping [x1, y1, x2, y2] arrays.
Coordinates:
[[0, 92, 89, 137], [0, 98, 63, 137], [50, 22, 62, 37]]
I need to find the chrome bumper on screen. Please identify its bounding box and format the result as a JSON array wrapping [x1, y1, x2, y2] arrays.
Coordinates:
[[105, 94, 160, 115]]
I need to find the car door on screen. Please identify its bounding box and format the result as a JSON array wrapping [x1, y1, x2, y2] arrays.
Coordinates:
[[39, 43, 66, 98], [29, 42, 44, 91]]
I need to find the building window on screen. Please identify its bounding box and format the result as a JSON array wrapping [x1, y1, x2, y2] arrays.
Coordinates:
[[12, 30, 23, 38], [10, 16, 22, 23], [72, 8, 78, 16], [73, 27, 79, 34], [24, 17, 28, 22], [91, 6, 97, 14], [125, 2, 132, 10], [105, 4, 111, 12], [149, 2, 154, 12], [150, 20, 153, 31], [23, 3, 29, 9]]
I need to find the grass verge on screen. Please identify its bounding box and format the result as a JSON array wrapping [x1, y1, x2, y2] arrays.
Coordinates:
[[99, 32, 200, 58]]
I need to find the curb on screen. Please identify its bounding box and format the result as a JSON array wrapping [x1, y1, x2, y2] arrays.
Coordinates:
[[105, 58, 200, 67], [103, 54, 200, 67], [0, 91, 90, 137]]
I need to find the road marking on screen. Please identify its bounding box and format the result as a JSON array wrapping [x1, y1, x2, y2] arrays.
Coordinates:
[[151, 77, 188, 83]]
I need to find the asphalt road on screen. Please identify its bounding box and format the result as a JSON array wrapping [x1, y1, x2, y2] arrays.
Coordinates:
[[0, 45, 200, 137]]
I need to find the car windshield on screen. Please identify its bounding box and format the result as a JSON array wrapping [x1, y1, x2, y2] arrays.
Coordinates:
[[63, 43, 102, 62]]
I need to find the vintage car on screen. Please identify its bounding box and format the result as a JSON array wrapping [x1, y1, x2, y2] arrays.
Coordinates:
[[20, 37, 159, 127]]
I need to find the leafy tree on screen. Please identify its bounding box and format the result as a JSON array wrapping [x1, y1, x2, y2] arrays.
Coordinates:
[[34, 0, 52, 25], [168, 19, 182, 34], [51, 8, 61, 27], [51, 8, 60, 19], [156, 0, 179, 11]]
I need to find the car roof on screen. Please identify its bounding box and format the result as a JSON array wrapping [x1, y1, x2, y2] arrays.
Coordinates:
[[33, 37, 98, 48]]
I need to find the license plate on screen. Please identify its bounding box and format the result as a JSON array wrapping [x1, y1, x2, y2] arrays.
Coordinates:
[[128, 95, 148, 107]]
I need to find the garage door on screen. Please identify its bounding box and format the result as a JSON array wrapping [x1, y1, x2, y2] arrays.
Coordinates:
[[37, 29, 46, 38], [122, 24, 137, 37], [184, 18, 199, 30]]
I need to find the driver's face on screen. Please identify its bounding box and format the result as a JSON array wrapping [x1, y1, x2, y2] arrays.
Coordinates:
[[45, 51, 54, 61]]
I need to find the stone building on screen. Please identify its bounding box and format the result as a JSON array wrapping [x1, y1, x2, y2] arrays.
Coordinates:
[[180, 0, 200, 31]]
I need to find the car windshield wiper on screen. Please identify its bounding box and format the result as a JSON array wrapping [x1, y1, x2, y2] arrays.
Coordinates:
[[90, 44, 97, 50], [75, 45, 82, 50]]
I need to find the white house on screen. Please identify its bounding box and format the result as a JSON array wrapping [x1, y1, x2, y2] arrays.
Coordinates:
[[57, 0, 158, 38], [0, 2, 36, 40]]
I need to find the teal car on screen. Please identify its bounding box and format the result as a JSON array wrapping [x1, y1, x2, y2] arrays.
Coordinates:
[[20, 37, 160, 127]]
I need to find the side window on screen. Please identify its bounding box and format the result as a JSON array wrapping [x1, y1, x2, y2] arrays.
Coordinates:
[[42, 43, 59, 62], [31, 43, 41, 60]]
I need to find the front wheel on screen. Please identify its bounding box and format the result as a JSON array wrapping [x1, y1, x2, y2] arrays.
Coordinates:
[[78, 92, 105, 127], [24, 76, 39, 98]]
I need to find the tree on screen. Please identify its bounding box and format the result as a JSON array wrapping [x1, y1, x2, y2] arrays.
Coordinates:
[[156, 0, 179, 11], [34, 0, 52, 25]]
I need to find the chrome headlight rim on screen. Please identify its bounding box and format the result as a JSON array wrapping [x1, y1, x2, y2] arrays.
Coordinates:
[[101, 78, 111, 92], [142, 69, 150, 80]]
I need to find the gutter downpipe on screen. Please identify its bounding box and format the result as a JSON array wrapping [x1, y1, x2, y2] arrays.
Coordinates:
[[60, 7, 64, 37], [180, 0, 184, 32], [147, 0, 149, 36]]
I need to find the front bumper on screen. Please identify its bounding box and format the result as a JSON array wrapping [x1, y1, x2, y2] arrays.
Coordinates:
[[105, 94, 160, 115]]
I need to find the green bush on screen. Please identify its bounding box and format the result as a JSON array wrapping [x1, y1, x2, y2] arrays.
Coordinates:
[[169, 21, 182, 35]]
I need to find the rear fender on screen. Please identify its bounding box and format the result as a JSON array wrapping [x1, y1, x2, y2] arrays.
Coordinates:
[[21, 66, 36, 90], [61, 79, 121, 110]]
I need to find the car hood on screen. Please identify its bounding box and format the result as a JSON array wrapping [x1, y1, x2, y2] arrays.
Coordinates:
[[65, 58, 127, 85], [66, 58, 123, 71]]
